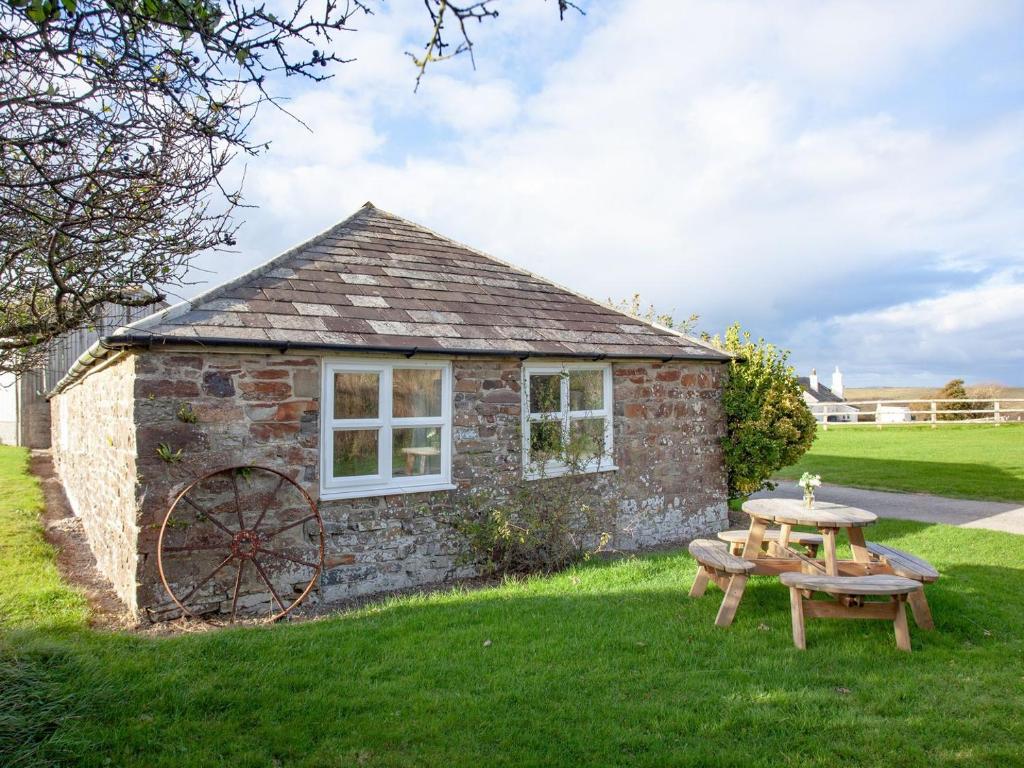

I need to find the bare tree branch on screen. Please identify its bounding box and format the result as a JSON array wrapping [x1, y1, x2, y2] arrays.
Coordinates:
[[0, 0, 583, 374]]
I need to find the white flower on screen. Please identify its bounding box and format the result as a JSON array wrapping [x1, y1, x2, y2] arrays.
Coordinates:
[[798, 472, 822, 491]]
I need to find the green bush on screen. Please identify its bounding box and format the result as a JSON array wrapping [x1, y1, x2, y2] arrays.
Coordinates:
[[449, 418, 615, 575], [706, 323, 817, 499], [450, 475, 614, 575]]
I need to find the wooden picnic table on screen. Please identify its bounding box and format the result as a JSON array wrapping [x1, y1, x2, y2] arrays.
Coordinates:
[[740, 498, 878, 576], [690, 499, 939, 645]]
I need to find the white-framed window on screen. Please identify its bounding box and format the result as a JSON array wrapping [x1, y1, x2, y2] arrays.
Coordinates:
[[521, 362, 615, 479], [320, 359, 453, 499]]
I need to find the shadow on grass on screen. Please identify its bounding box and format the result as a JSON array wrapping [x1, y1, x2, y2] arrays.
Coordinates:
[[4, 531, 1024, 767], [780, 455, 1024, 504]]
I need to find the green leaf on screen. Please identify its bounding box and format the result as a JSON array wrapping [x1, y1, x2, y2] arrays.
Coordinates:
[[60, 0, 75, 13], [235, 48, 249, 64]]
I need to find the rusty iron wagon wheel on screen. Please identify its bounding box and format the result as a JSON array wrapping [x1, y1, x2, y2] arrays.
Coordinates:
[[157, 465, 325, 623]]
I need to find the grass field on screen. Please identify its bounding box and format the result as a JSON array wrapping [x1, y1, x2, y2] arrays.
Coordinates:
[[3, 445, 1024, 767], [777, 423, 1024, 502]]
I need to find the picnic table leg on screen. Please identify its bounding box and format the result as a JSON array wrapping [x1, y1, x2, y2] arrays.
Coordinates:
[[689, 567, 711, 598], [821, 528, 839, 576], [846, 527, 871, 563], [770, 523, 793, 557], [788, 586, 806, 649], [742, 518, 769, 559], [715, 574, 748, 627], [907, 588, 935, 630], [893, 597, 912, 652]]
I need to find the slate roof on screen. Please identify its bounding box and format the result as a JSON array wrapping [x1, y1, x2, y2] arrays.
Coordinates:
[[116, 203, 729, 361], [798, 378, 847, 404]]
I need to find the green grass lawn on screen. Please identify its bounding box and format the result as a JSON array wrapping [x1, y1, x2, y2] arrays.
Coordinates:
[[777, 423, 1024, 502], [3, 445, 1024, 767]]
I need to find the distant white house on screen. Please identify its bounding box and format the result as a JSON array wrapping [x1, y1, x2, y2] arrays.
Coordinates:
[[799, 367, 859, 423]]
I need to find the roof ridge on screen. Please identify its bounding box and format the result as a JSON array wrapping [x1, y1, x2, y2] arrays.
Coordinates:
[[362, 205, 725, 356], [118, 205, 377, 335]]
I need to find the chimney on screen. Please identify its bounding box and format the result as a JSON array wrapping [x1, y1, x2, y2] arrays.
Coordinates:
[[831, 366, 844, 399], [809, 368, 819, 392]]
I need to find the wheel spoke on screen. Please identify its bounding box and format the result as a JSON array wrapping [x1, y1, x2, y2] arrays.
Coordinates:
[[231, 471, 245, 530], [176, 553, 235, 607], [162, 542, 231, 553], [251, 556, 286, 613], [181, 495, 234, 538], [252, 475, 285, 532], [263, 513, 316, 540], [256, 547, 321, 569], [230, 560, 245, 621]]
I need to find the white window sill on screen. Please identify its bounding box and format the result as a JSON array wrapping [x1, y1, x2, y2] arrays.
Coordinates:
[[523, 464, 619, 481], [320, 481, 458, 501]]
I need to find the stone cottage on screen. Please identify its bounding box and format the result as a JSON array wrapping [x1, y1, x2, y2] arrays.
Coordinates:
[[48, 203, 731, 618]]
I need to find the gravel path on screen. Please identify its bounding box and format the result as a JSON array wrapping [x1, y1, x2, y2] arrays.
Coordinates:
[[751, 482, 1024, 535]]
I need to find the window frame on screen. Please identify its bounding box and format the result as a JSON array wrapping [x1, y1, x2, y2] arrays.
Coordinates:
[[320, 358, 453, 500], [521, 361, 615, 480]]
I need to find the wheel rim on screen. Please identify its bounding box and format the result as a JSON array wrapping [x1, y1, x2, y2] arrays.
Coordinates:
[[157, 465, 325, 622]]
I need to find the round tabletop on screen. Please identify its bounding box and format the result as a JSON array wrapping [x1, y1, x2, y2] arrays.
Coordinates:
[[741, 498, 877, 528]]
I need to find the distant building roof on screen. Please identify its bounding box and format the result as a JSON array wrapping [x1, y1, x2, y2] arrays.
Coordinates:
[[114, 203, 729, 361], [798, 377, 847, 404]]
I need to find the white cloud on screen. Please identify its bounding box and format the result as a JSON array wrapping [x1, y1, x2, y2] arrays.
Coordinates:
[[190, 0, 1023, 385], [792, 272, 1024, 383], [417, 76, 521, 134]]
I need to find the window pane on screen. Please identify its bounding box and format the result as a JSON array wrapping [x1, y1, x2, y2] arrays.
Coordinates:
[[333, 430, 379, 477], [529, 419, 563, 460], [393, 427, 442, 477], [529, 374, 562, 414], [569, 370, 604, 411], [569, 417, 606, 460], [334, 372, 379, 419], [393, 368, 442, 418]]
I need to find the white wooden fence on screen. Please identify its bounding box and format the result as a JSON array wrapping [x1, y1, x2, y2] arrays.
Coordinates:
[[817, 398, 1024, 428]]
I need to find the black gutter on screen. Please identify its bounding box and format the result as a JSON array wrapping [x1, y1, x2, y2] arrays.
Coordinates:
[[103, 332, 733, 362]]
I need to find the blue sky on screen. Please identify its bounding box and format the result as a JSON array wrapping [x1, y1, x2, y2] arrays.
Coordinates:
[[188, 0, 1024, 387]]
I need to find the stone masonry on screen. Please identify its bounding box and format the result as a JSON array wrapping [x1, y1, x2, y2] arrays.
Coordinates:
[[51, 355, 140, 611], [51, 348, 728, 616]]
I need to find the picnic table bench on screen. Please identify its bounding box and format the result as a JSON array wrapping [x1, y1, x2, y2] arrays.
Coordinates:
[[688, 539, 754, 627], [867, 541, 939, 630], [717, 528, 823, 557], [781, 572, 922, 651]]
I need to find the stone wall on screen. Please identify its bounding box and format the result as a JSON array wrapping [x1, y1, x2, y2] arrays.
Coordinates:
[[50, 355, 140, 611], [57, 348, 729, 615], [611, 364, 729, 546]]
